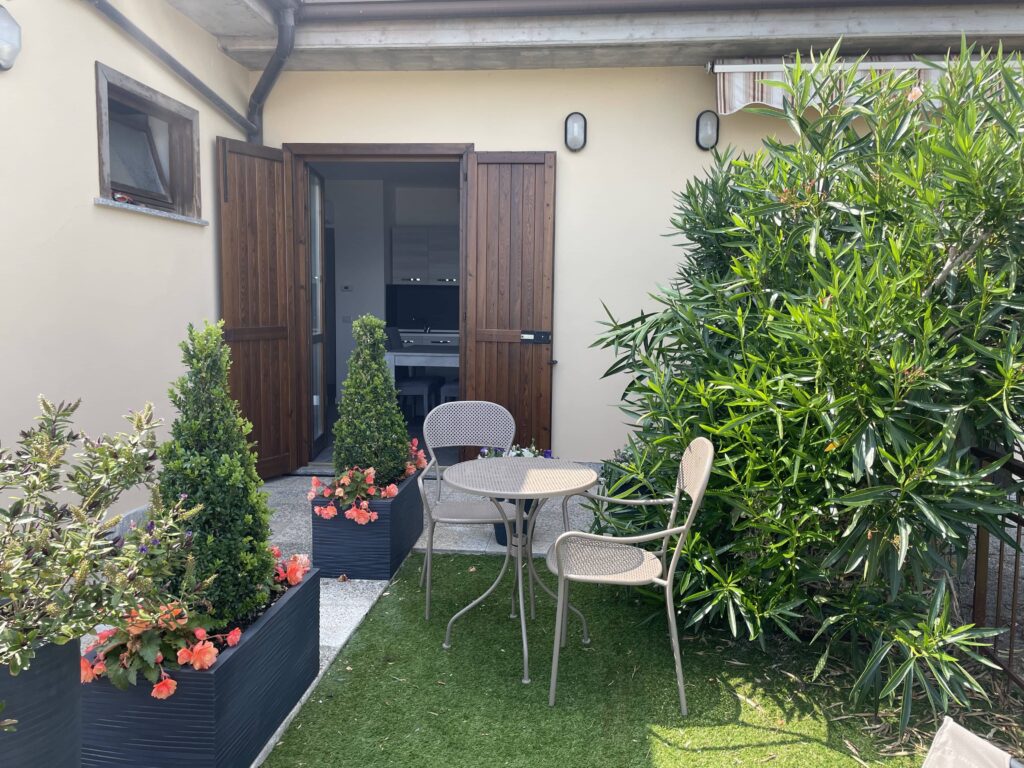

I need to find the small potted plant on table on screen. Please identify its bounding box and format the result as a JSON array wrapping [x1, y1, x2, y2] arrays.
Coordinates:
[[1, 398, 193, 768], [310, 315, 426, 580], [81, 323, 317, 768]]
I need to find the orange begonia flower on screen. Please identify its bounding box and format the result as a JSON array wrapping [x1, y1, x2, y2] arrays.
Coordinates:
[[81, 656, 96, 683], [286, 554, 311, 585], [177, 647, 192, 665], [92, 660, 106, 677], [189, 640, 219, 671], [151, 676, 177, 699], [194, 627, 207, 640], [157, 603, 188, 630], [125, 609, 151, 636], [226, 627, 242, 647]]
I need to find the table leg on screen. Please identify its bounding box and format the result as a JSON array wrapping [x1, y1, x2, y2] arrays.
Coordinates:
[[443, 539, 512, 650], [515, 497, 530, 684]]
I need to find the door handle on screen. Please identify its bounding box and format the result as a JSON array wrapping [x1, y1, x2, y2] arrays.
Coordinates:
[[548, 360, 558, 365]]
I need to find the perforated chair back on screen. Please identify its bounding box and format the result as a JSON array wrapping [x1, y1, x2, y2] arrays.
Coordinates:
[[665, 436, 715, 581], [422, 400, 516, 459]]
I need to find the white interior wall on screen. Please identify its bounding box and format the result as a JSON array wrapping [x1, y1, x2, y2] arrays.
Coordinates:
[[327, 179, 387, 395], [393, 187, 460, 226]]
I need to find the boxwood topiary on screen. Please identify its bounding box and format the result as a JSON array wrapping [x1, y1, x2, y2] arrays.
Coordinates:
[[333, 315, 409, 485], [158, 322, 275, 627]]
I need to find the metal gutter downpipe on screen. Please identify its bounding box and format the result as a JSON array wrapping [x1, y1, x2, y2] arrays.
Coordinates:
[[84, 0, 257, 137], [246, 1, 297, 144]]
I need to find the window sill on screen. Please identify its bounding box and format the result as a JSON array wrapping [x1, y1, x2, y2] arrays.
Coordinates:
[[94, 197, 208, 227]]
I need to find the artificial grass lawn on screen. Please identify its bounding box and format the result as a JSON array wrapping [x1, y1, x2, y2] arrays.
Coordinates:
[[265, 554, 922, 768]]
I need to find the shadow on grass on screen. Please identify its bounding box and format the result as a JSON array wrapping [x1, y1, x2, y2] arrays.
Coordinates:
[[264, 554, 920, 768]]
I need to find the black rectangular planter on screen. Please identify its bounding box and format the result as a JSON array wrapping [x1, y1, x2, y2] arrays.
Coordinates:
[[0, 641, 81, 768], [81, 568, 320, 768], [311, 471, 423, 580]]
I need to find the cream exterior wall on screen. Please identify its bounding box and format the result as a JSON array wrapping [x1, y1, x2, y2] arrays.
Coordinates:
[[263, 67, 774, 461], [0, 1, 249, 452]]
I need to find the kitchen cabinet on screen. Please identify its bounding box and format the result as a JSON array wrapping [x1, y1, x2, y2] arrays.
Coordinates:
[[392, 225, 458, 284]]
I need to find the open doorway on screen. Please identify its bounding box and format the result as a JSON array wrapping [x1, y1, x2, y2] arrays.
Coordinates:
[[306, 160, 462, 468], [215, 140, 556, 479]]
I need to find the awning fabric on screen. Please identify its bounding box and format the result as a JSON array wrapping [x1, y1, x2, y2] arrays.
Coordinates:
[[713, 56, 946, 115]]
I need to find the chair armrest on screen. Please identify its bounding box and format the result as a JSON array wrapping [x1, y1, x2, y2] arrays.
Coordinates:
[[565, 491, 676, 508]]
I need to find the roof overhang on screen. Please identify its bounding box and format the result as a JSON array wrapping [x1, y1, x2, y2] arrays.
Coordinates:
[[166, 0, 1024, 71]]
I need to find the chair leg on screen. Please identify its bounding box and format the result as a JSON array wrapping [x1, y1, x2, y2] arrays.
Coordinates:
[[528, 559, 536, 620], [665, 586, 688, 717], [422, 521, 436, 620], [559, 581, 570, 648], [549, 576, 568, 707]]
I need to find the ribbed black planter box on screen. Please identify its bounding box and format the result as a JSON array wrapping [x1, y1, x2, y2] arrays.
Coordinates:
[[311, 472, 423, 579], [0, 641, 81, 768], [82, 568, 320, 768]]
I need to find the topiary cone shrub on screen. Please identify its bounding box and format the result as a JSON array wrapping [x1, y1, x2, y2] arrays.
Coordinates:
[[333, 315, 410, 485], [158, 322, 275, 627], [597, 44, 1024, 729]]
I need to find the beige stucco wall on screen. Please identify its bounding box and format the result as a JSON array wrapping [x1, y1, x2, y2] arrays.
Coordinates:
[[263, 67, 775, 461], [0, 0, 248, 451]]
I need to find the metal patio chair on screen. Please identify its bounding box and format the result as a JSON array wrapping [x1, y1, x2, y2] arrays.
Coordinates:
[[546, 436, 715, 717], [418, 400, 516, 620]]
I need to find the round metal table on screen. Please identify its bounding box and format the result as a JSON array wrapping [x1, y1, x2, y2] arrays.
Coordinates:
[[442, 457, 598, 683]]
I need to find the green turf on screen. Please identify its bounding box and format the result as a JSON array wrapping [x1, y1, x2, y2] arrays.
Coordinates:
[[264, 554, 922, 768]]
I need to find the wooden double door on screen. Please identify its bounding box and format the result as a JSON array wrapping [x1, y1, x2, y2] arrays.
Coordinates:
[[217, 139, 556, 478]]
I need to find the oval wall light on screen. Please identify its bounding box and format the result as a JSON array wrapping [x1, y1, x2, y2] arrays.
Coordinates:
[[695, 109, 719, 151], [564, 112, 587, 152], [0, 5, 21, 71]]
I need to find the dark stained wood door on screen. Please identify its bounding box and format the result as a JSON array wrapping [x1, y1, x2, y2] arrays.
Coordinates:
[[463, 151, 556, 450], [217, 137, 296, 478]]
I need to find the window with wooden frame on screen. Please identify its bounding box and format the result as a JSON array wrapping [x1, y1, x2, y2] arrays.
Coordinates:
[[96, 63, 200, 218]]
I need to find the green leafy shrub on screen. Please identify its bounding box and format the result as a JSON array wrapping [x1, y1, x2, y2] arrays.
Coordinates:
[[1, 398, 192, 675], [333, 315, 410, 485], [597, 45, 1024, 727], [158, 322, 275, 626]]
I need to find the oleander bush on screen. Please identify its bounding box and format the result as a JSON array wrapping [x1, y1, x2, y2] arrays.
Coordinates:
[[333, 315, 410, 486], [596, 44, 1024, 728], [158, 322, 276, 626]]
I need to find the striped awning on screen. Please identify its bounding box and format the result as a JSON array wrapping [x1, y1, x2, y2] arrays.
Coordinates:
[[712, 57, 946, 115]]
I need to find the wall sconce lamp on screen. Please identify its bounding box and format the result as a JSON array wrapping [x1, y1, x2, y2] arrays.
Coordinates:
[[0, 5, 21, 71], [695, 109, 719, 151], [564, 112, 587, 152]]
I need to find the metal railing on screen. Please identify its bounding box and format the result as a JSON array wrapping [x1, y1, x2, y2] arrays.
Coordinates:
[[970, 447, 1024, 691]]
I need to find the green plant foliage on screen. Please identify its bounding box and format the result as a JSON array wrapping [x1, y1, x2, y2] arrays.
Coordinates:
[[0, 398, 192, 674], [596, 44, 1024, 728], [158, 322, 275, 626], [333, 315, 410, 485]]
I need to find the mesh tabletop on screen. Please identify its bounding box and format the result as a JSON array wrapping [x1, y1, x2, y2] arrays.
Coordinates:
[[443, 458, 598, 499]]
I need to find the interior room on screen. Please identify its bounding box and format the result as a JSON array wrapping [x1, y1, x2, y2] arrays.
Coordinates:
[[308, 160, 462, 465]]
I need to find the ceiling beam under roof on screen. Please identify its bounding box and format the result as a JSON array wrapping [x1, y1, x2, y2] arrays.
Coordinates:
[[294, 0, 1024, 23], [216, 4, 1024, 71]]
